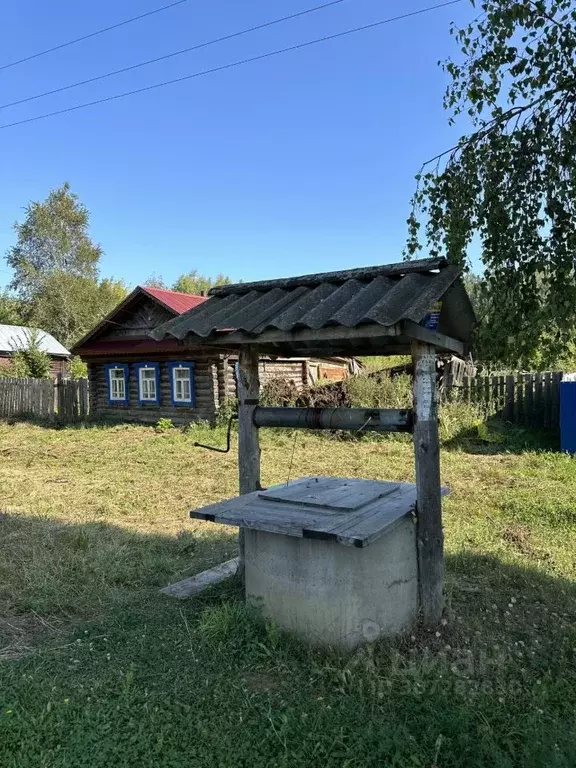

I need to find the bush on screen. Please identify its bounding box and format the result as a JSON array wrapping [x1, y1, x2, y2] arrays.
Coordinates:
[[344, 372, 412, 409], [2, 329, 52, 379], [256, 372, 504, 446], [260, 377, 348, 408], [215, 396, 238, 426], [69, 356, 87, 379], [438, 399, 488, 442], [155, 418, 174, 433]]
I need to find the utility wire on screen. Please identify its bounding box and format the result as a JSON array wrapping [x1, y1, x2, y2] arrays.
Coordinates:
[[0, 0, 191, 72], [0, 0, 346, 110], [0, 0, 463, 131]]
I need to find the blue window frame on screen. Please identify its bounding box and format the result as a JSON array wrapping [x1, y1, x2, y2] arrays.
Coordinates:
[[105, 364, 129, 405], [134, 362, 161, 406], [167, 362, 195, 407]]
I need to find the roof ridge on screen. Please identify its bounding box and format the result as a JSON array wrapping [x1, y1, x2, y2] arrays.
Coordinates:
[[140, 285, 206, 299], [209, 257, 449, 298]]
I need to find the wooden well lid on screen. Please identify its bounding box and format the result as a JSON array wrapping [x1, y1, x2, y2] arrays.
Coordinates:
[[190, 476, 448, 548]]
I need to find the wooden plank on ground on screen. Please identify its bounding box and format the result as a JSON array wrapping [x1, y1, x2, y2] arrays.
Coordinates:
[[160, 558, 239, 599]]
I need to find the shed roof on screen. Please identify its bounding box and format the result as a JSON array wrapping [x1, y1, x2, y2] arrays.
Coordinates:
[[0, 325, 70, 357], [151, 258, 476, 357]]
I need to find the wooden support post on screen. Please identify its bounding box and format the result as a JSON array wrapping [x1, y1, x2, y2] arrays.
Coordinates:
[[237, 346, 261, 577], [412, 341, 443, 627]]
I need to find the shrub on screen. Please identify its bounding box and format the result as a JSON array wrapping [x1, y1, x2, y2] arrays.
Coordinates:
[[69, 356, 87, 379], [215, 396, 238, 426], [260, 377, 348, 408], [345, 372, 412, 409], [6, 329, 52, 379], [155, 418, 174, 433]]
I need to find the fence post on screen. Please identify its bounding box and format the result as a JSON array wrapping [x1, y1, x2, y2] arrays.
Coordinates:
[[534, 373, 543, 429], [543, 372, 552, 429], [523, 373, 532, 427], [552, 372, 562, 429], [504, 375, 515, 422]]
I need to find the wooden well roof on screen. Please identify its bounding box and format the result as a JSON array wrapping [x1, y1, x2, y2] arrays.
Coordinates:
[[151, 257, 476, 357]]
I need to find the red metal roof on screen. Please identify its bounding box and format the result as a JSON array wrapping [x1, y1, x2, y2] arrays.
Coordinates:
[[140, 286, 207, 314]]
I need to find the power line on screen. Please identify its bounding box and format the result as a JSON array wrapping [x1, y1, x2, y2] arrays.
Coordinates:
[[0, 0, 191, 72], [0, 0, 463, 131], [0, 0, 346, 110]]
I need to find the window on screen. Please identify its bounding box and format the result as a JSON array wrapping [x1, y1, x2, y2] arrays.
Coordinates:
[[173, 367, 191, 402], [135, 363, 160, 405], [168, 362, 195, 406], [110, 369, 126, 400], [105, 364, 129, 405], [139, 368, 156, 401]]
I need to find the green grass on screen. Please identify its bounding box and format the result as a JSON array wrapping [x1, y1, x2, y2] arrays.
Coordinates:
[[0, 420, 575, 767]]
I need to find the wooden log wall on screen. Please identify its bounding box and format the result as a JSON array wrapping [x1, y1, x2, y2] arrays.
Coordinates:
[[87, 360, 218, 424], [225, 358, 349, 398]]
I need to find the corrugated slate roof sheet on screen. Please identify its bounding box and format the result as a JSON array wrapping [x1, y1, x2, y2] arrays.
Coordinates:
[[152, 258, 469, 344], [0, 325, 70, 356]]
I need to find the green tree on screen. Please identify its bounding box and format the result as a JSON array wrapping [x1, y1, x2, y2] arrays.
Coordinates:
[[30, 273, 129, 347], [172, 270, 230, 295], [10, 329, 52, 379], [69, 356, 88, 379], [407, 0, 576, 368], [0, 291, 22, 325], [143, 274, 167, 289], [6, 184, 128, 346], [8, 182, 100, 294]]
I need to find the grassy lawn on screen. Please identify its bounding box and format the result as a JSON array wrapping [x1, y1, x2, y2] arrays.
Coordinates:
[[0, 419, 575, 767]]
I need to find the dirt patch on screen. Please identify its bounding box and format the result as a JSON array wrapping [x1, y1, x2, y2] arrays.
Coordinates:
[[243, 671, 279, 694], [502, 523, 550, 561], [0, 610, 64, 660]]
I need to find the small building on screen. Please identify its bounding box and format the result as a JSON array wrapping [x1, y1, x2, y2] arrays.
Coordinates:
[[71, 285, 353, 424], [0, 324, 70, 378]]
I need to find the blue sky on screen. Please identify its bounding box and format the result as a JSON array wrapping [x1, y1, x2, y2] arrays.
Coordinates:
[[0, 0, 475, 290]]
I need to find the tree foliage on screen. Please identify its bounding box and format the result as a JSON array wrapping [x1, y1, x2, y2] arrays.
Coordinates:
[[143, 273, 167, 289], [69, 356, 88, 379], [9, 329, 52, 379], [144, 270, 231, 295], [8, 182, 100, 294], [30, 273, 128, 348], [407, 0, 576, 368], [6, 184, 128, 346], [172, 270, 230, 296], [0, 291, 22, 325]]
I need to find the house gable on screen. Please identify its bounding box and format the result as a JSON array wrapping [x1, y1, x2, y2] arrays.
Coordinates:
[[71, 286, 208, 356], [101, 296, 174, 340]]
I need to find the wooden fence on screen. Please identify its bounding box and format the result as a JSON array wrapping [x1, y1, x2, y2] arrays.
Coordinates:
[[0, 377, 89, 423], [445, 371, 563, 430]]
